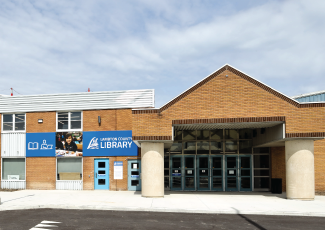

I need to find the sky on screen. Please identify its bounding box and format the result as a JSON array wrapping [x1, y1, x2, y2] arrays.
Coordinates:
[[1, 0, 325, 107]]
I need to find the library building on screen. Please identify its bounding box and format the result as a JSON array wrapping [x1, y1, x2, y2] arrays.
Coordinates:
[[1, 64, 324, 200]]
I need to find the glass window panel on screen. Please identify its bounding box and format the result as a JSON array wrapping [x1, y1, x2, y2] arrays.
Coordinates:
[[15, 122, 25, 131], [71, 121, 81, 129], [212, 157, 222, 168], [172, 177, 181, 188], [213, 178, 222, 189], [253, 147, 270, 154], [225, 141, 237, 152], [170, 142, 182, 154], [227, 157, 236, 168], [184, 142, 196, 154], [58, 112, 69, 121], [70, 112, 81, 120], [211, 130, 223, 139], [164, 177, 169, 189], [15, 114, 25, 122], [3, 123, 13, 131], [172, 157, 181, 168], [225, 130, 237, 139], [3, 114, 13, 122], [227, 178, 236, 188], [185, 169, 194, 176], [183, 130, 196, 140], [58, 121, 69, 130], [254, 177, 270, 189], [240, 157, 250, 168], [199, 178, 209, 188], [131, 180, 139, 186], [185, 157, 194, 168], [211, 141, 222, 154], [254, 169, 270, 176], [164, 156, 169, 168], [98, 179, 106, 185], [241, 169, 250, 176], [241, 178, 251, 189], [197, 130, 209, 140], [239, 129, 253, 139], [131, 163, 139, 169], [254, 155, 270, 168], [199, 157, 209, 168], [172, 169, 181, 175], [197, 141, 209, 154], [227, 169, 237, 176], [164, 170, 169, 176], [98, 170, 106, 175], [239, 140, 252, 154], [2, 158, 25, 180], [57, 158, 82, 173], [131, 171, 139, 176], [98, 162, 105, 168], [213, 169, 222, 176], [174, 130, 182, 140], [185, 177, 195, 189], [199, 169, 208, 176]]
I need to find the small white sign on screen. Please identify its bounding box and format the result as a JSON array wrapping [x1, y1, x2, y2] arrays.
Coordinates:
[[114, 161, 123, 179], [187, 170, 192, 175], [202, 170, 205, 173], [229, 170, 234, 175], [133, 164, 137, 169], [8, 175, 19, 180]]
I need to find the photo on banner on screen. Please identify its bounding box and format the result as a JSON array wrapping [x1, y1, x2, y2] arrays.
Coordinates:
[[56, 132, 83, 157]]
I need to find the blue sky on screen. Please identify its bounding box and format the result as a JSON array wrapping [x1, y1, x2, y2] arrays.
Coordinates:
[[1, 0, 325, 107]]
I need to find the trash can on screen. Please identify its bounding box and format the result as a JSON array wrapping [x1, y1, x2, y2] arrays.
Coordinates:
[[271, 178, 282, 194]]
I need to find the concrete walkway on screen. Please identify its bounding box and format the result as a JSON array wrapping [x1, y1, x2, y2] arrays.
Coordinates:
[[1, 190, 325, 217]]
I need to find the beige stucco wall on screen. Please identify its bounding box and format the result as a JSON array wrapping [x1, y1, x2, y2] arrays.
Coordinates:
[[285, 140, 315, 200], [141, 142, 164, 197]]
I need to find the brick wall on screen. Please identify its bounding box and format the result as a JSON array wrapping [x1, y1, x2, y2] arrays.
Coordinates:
[[26, 157, 56, 189], [315, 139, 325, 192], [0, 114, 1, 188], [26, 112, 56, 133], [271, 147, 286, 192]]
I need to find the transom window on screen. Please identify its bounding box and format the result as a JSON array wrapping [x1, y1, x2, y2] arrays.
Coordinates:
[[2, 114, 25, 132], [57, 112, 82, 131]]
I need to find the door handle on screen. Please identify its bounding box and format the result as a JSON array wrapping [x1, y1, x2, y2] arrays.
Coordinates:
[[96, 173, 97, 178]]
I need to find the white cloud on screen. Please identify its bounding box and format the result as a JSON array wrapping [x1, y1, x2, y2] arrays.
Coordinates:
[[0, 0, 324, 106]]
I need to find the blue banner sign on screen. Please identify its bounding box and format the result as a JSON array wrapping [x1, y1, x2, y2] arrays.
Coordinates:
[[26, 132, 56, 157], [83, 131, 138, 156]]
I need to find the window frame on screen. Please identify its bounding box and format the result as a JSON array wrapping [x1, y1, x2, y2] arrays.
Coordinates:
[[1, 157, 26, 181], [56, 111, 83, 132], [1, 113, 26, 133]]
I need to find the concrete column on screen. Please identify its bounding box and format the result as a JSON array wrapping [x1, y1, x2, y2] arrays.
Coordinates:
[[141, 142, 164, 198], [285, 140, 314, 200]]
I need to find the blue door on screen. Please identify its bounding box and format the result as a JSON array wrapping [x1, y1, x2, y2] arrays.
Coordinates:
[[128, 160, 141, 191], [94, 159, 109, 190]]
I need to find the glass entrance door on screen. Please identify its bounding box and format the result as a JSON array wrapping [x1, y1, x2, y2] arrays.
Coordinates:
[[184, 155, 195, 190], [226, 156, 238, 191], [196, 156, 210, 190], [239, 155, 252, 191], [211, 155, 223, 191], [128, 160, 141, 191], [170, 155, 182, 190]]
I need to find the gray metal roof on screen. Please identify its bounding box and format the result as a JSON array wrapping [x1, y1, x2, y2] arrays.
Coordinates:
[[0, 89, 154, 113]]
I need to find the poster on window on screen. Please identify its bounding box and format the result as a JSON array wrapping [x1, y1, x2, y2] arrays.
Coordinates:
[[55, 132, 83, 157], [83, 130, 138, 156]]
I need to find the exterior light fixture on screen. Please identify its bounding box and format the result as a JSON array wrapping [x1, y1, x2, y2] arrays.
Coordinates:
[[38, 119, 43, 123]]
